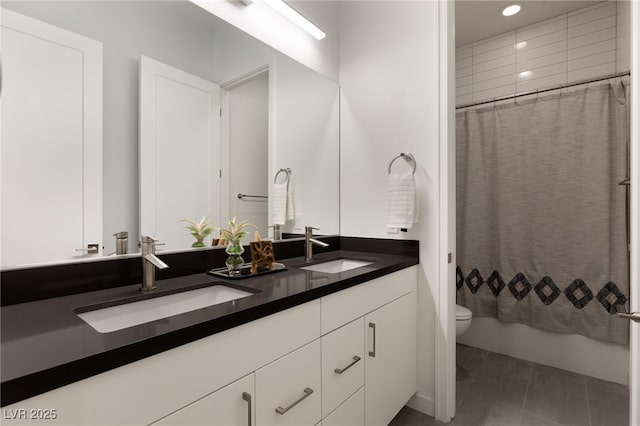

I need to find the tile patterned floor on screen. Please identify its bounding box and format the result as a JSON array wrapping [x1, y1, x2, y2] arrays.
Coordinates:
[[389, 344, 629, 426]]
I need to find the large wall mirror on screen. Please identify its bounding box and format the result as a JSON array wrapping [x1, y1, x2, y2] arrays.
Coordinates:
[[1, 0, 339, 268]]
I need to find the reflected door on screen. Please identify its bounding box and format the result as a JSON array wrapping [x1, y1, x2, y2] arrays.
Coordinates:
[[1, 9, 103, 268], [139, 56, 221, 250], [222, 71, 269, 238]]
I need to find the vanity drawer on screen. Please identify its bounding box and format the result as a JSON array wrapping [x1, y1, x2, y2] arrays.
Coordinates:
[[320, 266, 417, 334], [255, 340, 321, 426], [322, 386, 364, 426], [321, 318, 364, 418]]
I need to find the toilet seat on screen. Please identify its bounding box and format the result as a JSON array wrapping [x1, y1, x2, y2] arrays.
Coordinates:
[[456, 304, 472, 321]]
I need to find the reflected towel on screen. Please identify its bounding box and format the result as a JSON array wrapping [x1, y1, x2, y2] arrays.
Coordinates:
[[285, 177, 295, 221], [386, 172, 417, 229], [272, 183, 287, 225]]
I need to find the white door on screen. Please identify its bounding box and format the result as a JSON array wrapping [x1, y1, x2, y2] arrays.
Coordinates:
[[1, 8, 103, 267], [221, 71, 269, 238], [139, 56, 221, 250], [364, 293, 417, 426]]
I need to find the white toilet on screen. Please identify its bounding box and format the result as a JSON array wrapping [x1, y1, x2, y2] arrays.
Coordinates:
[[455, 304, 472, 337]]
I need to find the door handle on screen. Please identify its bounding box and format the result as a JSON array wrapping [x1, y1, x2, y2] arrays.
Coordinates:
[[369, 322, 376, 357], [75, 244, 99, 254], [618, 312, 640, 323], [242, 392, 252, 426], [616, 306, 640, 323]]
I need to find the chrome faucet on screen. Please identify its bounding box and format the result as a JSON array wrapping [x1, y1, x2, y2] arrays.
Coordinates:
[[141, 235, 169, 292], [305, 226, 329, 262]]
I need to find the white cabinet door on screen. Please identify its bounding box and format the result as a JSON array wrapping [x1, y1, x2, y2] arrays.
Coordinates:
[[139, 55, 221, 250], [1, 8, 102, 267], [321, 318, 364, 418], [256, 340, 321, 426], [364, 293, 417, 426], [322, 387, 364, 426], [152, 374, 254, 426]]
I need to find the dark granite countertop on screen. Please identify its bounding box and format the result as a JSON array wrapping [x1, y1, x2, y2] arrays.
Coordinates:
[[1, 248, 418, 406]]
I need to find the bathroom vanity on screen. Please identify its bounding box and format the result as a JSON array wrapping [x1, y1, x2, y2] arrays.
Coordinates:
[[1, 238, 418, 425]]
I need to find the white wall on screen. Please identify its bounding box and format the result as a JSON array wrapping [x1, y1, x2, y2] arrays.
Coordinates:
[[191, 0, 340, 82], [338, 1, 441, 415], [456, 1, 631, 106]]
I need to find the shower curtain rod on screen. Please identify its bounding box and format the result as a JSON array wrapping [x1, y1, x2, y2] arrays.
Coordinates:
[[456, 70, 631, 110]]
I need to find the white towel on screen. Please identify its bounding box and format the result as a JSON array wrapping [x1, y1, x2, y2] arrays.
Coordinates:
[[285, 178, 295, 221], [272, 181, 295, 225], [386, 172, 417, 229], [272, 183, 287, 225]]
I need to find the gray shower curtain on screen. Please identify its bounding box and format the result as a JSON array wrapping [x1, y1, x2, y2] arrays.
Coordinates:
[[456, 79, 630, 345]]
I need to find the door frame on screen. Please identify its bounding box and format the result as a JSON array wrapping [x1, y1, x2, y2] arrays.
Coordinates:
[[442, 2, 640, 423], [629, 1, 639, 424], [219, 65, 269, 229], [436, 0, 456, 422]]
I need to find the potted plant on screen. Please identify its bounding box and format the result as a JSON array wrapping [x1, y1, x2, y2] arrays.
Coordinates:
[[218, 217, 254, 275]]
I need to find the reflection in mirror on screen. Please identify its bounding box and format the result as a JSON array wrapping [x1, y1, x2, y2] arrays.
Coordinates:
[[1, 0, 339, 268]]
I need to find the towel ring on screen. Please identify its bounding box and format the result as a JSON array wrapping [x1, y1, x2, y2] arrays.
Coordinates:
[[274, 168, 292, 184], [388, 153, 416, 174]]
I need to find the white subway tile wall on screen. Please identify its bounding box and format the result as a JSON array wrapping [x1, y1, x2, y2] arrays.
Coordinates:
[[455, 1, 631, 107]]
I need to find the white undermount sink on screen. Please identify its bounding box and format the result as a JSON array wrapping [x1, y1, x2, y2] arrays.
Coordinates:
[[77, 285, 253, 333], [301, 259, 373, 274]]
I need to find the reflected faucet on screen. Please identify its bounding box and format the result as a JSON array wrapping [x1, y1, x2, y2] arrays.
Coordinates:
[[305, 226, 329, 262], [141, 235, 169, 292]]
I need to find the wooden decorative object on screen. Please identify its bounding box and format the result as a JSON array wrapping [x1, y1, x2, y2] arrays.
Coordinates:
[[249, 240, 275, 274]]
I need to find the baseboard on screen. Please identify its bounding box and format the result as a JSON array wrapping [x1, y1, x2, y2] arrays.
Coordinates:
[[406, 392, 435, 417]]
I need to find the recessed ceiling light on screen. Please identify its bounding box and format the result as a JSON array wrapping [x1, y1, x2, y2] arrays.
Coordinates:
[[501, 4, 522, 17]]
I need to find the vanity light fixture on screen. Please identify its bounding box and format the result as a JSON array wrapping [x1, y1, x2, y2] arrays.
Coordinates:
[[501, 4, 522, 17], [263, 0, 326, 40]]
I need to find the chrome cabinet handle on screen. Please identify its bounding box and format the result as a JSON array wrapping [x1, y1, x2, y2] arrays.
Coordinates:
[[275, 387, 314, 415], [369, 322, 376, 357], [334, 356, 361, 374], [242, 392, 252, 426]]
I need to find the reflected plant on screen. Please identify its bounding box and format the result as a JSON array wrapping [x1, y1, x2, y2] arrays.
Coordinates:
[[181, 216, 214, 248]]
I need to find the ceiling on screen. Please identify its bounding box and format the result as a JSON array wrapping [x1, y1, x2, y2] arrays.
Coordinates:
[[455, 0, 605, 47]]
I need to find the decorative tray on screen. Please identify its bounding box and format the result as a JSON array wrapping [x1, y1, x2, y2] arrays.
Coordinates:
[[207, 262, 288, 280]]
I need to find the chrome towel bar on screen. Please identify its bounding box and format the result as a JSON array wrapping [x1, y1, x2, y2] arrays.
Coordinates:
[[237, 193, 268, 200]]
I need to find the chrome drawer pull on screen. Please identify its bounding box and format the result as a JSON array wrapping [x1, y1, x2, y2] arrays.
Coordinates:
[[275, 387, 314, 415], [369, 322, 376, 357], [334, 356, 361, 374], [242, 392, 252, 426]]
